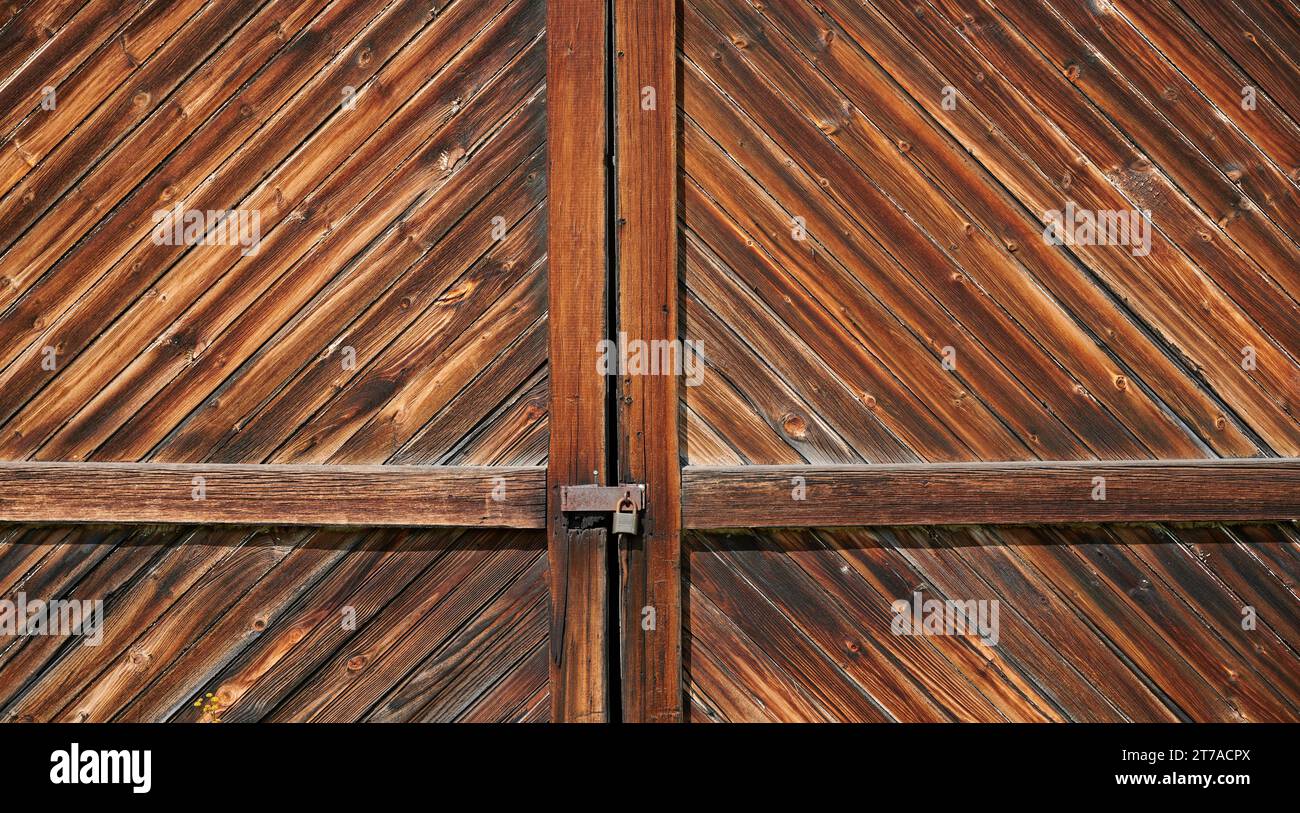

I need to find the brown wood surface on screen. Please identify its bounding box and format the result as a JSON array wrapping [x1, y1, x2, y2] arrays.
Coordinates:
[[680, 0, 1300, 463], [0, 527, 550, 722], [546, 0, 610, 722], [0, 0, 555, 724], [676, 0, 1300, 723], [2, 0, 1298, 726], [0, 462, 545, 527], [0, 0, 547, 466], [686, 525, 1300, 721], [684, 460, 1300, 527], [616, 0, 683, 722]]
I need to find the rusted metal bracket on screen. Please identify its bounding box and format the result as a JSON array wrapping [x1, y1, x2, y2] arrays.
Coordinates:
[[560, 483, 646, 513], [561, 484, 646, 536]]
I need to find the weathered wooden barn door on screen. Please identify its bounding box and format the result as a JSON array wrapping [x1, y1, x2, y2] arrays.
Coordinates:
[[616, 0, 1300, 721], [0, 0, 610, 722], [3, 0, 1298, 726]]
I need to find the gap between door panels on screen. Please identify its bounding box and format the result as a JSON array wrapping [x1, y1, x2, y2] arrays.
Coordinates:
[[603, 0, 623, 725]]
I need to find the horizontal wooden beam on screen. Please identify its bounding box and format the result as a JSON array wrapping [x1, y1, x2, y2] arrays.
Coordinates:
[[0, 463, 545, 528], [683, 460, 1300, 528]]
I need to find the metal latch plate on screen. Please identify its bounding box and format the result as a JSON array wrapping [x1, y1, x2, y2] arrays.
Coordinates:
[[560, 484, 646, 513]]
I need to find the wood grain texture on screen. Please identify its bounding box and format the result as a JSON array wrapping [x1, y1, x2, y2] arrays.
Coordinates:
[[5, 0, 1299, 727], [0, 0, 547, 467], [616, 0, 682, 723], [0, 0, 557, 724], [0, 462, 545, 527], [683, 460, 1300, 527], [674, 0, 1300, 726], [679, 0, 1300, 463], [0, 527, 550, 722], [686, 526, 1300, 721], [546, 0, 609, 722]]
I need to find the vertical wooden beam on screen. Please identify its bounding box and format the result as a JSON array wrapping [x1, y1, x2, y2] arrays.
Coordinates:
[[546, 0, 609, 722], [615, 0, 682, 722]]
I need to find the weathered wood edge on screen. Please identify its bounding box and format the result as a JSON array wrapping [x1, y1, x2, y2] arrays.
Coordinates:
[[682, 460, 1300, 528], [616, 0, 683, 723], [547, 0, 610, 722], [0, 462, 545, 527]]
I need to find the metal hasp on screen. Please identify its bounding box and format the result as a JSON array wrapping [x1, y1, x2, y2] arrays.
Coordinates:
[[560, 484, 645, 537], [559, 484, 646, 513]]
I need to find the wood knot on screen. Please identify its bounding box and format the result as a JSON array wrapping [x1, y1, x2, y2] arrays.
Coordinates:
[[438, 145, 466, 171], [781, 412, 808, 439]]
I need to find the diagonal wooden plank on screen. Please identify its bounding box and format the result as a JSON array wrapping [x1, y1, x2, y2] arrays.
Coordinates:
[[1113, 0, 1300, 184], [268, 538, 542, 721], [171, 529, 467, 723], [832, 526, 1139, 722], [1, 527, 257, 721], [1116, 525, 1300, 709], [0, 0, 208, 202], [392, 314, 547, 465], [742, 0, 1265, 457], [0, 0, 345, 314], [0, 0, 253, 250], [683, 227, 921, 463], [456, 637, 550, 723], [1029, 0, 1300, 251], [762, 528, 1049, 721], [1175, 0, 1300, 122], [695, 0, 1260, 459], [886, 525, 1176, 721], [817, 0, 1299, 451], [694, 532, 924, 719], [9, 1, 544, 463], [688, 581, 838, 721], [0, 0, 83, 101], [368, 555, 548, 722], [115, 529, 366, 722]]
